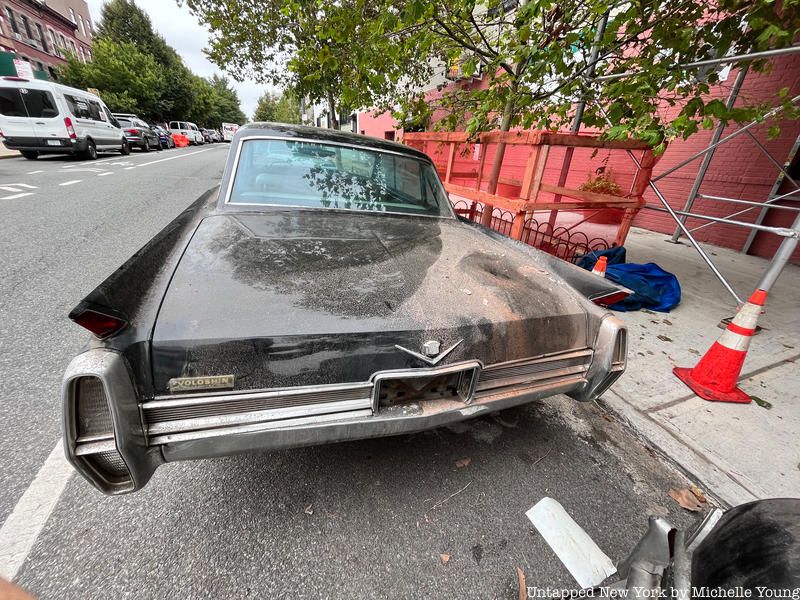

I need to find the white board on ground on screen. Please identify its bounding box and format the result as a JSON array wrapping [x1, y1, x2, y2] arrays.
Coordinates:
[[526, 497, 617, 589]]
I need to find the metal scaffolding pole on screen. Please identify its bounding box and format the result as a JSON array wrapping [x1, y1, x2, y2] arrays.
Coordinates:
[[742, 133, 800, 254], [669, 68, 748, 243], [595, 45, 800, 82], [757, 211, 800, 291], [652, 95, 800, 183]]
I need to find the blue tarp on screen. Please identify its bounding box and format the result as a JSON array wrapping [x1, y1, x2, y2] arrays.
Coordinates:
[[577, 247, 681, 312]]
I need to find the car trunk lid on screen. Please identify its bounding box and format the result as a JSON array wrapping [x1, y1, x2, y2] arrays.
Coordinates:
[[151, 210, 590, 394]]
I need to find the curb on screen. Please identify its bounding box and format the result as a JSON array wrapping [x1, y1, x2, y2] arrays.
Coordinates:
[[0, 153, 20, 160]]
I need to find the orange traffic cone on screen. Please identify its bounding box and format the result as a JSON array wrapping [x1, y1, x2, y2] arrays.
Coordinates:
[[592, 256, 608, 278], [673, 289, 767, 403]]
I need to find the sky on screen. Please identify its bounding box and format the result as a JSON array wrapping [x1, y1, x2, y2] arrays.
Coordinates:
[[85, 0, 274, 119]]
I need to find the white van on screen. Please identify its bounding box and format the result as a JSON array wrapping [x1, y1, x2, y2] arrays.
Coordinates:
[[0, 76, 129, 160], [168, 120, 204, 145]]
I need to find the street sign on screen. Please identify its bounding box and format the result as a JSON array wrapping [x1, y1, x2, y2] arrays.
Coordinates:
[[13, 59, 33, 79]]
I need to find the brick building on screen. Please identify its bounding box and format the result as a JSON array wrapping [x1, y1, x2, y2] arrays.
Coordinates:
[[0, 0, 92, 79], [358, 53, 800, 264]]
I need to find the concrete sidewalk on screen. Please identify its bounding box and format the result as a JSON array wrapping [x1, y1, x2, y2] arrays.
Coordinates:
[[0, 146, 20, 159], [601, 227, 800, 506]]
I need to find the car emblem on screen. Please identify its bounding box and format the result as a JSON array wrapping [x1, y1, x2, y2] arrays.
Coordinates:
[[168, 374, 235, 392], [395, 339, 463, 366]]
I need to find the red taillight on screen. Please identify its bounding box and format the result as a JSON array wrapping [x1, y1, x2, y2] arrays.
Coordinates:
[[71, 308, 127, 339], [125, 128, 140, 135], [592, 291, 630, 307], [64, 117, 76, 139]]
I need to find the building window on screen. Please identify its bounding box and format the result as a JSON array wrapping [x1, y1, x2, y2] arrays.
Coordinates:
[[68, 39, 76, 54], [68, 7, 76, 23], [78, 15, 85, 36], [79, 46, 84, 62], [5, 7, 18, 34], [49, 29, 58, 55], [20, 14, 32, 40], [59, 33, 66, 50], [36, 23, 48, 52]]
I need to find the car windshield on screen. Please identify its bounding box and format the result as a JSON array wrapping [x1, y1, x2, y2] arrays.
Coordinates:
[[117, 118, 133, 127], [228, 139, 452, 217]]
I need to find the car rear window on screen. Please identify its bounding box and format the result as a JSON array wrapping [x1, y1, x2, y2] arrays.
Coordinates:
[[227, 139, 452, 217], [117, 118, 133, 127], [64, 94, 91, 119], [0, 88, 26, 116], [0, 87, 57, 118]]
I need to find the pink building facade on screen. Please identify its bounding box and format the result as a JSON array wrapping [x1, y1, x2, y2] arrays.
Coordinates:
[[358, 53, 800, 263]]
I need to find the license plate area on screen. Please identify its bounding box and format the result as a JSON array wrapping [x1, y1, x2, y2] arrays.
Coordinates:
[[46, 139, 61, 146], [372, 361, 481, 410]]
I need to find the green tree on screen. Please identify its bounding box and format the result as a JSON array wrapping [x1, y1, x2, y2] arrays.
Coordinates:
[[253, 91, 279, 122], [253, 89, 300, 124], [182, 0, 429, 129], [378, 0, 799, 148], [57, 38, 164, 115]]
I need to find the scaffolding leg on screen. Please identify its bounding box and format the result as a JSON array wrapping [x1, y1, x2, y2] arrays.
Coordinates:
[[756, 211, 800, 292], [625, 150, 744, 305]]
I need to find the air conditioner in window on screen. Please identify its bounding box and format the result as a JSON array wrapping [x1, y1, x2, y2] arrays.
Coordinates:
[[12, 32, 23, 41], [25, 38, 38, 48]]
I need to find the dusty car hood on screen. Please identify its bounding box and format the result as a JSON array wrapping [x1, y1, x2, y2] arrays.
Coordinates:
[[151, 210, 589, 393]]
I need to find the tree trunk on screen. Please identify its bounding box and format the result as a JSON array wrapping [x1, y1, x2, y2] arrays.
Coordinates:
[[481, 92, 517, 226], [327, 90, 339, 130]]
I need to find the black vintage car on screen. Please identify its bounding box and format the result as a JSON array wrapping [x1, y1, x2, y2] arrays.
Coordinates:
[[62, 123, 628, 494]]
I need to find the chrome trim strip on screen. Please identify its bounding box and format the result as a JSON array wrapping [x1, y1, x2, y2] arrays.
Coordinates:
[[478, 349, 593, 373], [151, 408, 374, 445], [76, 432, 115, 444], [148, 398, 373, 436], [149, 380, 373, 405], [74, 439, 117, 455]]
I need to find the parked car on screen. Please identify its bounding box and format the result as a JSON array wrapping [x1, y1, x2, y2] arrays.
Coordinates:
[[200, 128, 213, 143], [168, 120, 204, 145], [151, 125, 174, 148], [113, 114, 162, 152], [61, 123, 628, 494], [211, 129, 223, 142], [0, 77, 129, 160]]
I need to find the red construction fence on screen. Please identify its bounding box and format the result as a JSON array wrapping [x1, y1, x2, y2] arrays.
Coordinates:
[[405, 130, 658, 263]]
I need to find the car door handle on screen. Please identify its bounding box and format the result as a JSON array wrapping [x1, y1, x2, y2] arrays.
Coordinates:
[[35, 122, 45, 125]]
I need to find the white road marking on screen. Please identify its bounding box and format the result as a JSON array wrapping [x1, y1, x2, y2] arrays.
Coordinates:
[[98, 172, 113, 177], [138, 147, 213, 167], [59, 180, 82, 186], [0, 192, 34, 200], [14, 183, 36, 189], [0, 183, 36, 192], [0, 442, 73, 580], [26, 170, 43, 175], [0, 186, 21, 193], [124, 166, 136, 170]]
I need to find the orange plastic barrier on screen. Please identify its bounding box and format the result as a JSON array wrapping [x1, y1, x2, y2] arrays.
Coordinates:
[[172, 134, 190, 147]]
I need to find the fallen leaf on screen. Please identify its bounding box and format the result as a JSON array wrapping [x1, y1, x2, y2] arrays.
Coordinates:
[[689, 485, 707, 503], [304, 503, 314, 515], [688, 348, 701, 355], [669, 488, 704, 512], [657, 334, 673, 342], [663, 319, 673, 326], [516, 567, 527, 600], [751, 396, 772, 410], [455, 457, 472, 468], [440, 554, 450, 565], [602, 413, 613, 422]]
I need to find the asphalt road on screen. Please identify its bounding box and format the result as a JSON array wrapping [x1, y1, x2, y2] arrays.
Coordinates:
[[0, 144, 696, 599]]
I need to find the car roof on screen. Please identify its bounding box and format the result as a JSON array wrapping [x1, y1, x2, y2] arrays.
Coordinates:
[[0, 77, 104, 103], [236, 122, 429, 160]]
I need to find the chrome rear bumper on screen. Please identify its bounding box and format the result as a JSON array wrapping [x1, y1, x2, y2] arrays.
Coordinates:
[[62, 316, 626, 494]]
